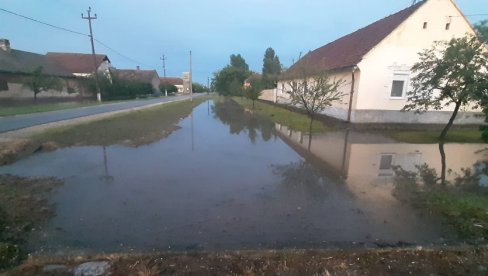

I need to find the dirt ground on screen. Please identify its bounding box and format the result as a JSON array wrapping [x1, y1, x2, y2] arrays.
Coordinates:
[[4, 246, 488, 275]]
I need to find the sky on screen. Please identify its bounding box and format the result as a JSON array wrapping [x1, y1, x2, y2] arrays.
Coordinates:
[[0, 0, 486, 84]]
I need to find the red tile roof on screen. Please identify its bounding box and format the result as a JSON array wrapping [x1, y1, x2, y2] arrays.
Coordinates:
[[160, 77, 183, 85], [46, 52, 110, 74], [284, 1, 425, 78]]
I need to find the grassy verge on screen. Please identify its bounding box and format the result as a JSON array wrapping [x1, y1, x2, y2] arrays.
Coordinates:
[[426, 192, 488, 239], [0, 175, 62, 270], [32, 97, 209, 147], [386, 130, 483, 143], [232, 97, 330, 133], [0, 102, 101, 117]]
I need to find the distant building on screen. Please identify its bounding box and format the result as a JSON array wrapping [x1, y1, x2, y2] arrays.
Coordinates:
[[160, 77, 184, 93], [0, 39, 93, 100], [110, 67, 160, 93], [182, 72, 191, 94], [276, 0, 483, 124], [46, 52, 111, 78]]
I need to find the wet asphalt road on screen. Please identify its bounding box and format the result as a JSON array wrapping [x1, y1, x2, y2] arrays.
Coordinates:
[[0, 94, 202, 133]]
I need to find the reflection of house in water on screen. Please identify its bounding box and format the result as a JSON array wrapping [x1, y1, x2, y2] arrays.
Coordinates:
[[275, 124, 488, 202]]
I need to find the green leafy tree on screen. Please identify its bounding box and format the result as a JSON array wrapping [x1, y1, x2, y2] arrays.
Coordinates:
[[159, 82, 178, 94], [474, 20, 488, 44], [403, 35, 488, 141], [284, 70, 345, 149], [262, 47, 281, 88], [191, 82, 209, 93], [213, 54, 251, 96], [244, 75, 263, 109], [22, 66, 63, 102]]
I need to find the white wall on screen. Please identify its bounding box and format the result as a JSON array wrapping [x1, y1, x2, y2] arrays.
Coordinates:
[[356, 0, 477, 111]]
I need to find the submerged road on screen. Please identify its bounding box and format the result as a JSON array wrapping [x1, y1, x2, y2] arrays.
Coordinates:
[[0, 94, 204, 133]]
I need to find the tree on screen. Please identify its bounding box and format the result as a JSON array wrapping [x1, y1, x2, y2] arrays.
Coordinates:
[[22, 66, 63, 102], [244, 75, 263, 109], [474, 20, 488, 44], [213, 54, 251, 96], [159, 82, 178, 94], [284, 72, 345, 149], [403, 35, 488, 141], [262, 47, 281, 88], [191, 82, 209, 93]]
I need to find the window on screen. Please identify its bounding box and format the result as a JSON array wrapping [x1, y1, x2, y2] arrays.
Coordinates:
[[445, 23, 450, 30], [390, 74, 409, 98], [423, 22, 428, 29], [379, 154, 393, 170]]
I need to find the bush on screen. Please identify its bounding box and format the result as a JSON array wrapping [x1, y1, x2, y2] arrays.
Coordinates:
[[85, 76, 154, 101], [159, 82, 178, 94]]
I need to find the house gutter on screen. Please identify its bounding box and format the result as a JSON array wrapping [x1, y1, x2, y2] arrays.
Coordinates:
[[347, 66, 358, 123]]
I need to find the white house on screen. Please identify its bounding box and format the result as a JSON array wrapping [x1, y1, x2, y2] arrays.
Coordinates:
[[275, 0, 484, 124]]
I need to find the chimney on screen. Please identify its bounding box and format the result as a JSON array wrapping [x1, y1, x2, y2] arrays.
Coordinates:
[[0, 39, 11, 52], [136, 66, 140, 70]]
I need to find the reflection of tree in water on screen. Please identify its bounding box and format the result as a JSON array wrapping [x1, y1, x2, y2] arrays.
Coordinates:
[[212, 98, 275, 143], [272, 161, 334, 198]]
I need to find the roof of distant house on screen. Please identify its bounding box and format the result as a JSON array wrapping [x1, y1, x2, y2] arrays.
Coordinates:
[[0, 49, 72, 77], [46, 52, 110, 74], [160, 77, 183, 86], [111, 68, 159, 84], [284, 1, 426, 78]]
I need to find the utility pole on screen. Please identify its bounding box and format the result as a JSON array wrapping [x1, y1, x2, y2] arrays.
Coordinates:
[[82, 7, 101, 102], [190, 50, 193, 101], [160, 54, 167, 96], [207, 76, 210, 95]]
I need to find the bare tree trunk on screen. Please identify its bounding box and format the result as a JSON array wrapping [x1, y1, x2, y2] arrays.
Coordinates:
[[252, 99, 255, 109], [34, 92, 38, 103], [308, 116, 313, 151], [438, 141, 446, 186], [440, 101, 461, 141]]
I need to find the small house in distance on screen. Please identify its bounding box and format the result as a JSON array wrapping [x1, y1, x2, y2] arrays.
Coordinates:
[[276, 0, 483, 124], [110, 67, 160, 93], [46, 52, 111, 77], [160, 77, 184, 93]]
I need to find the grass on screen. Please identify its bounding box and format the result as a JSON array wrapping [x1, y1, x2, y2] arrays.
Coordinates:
[[232, 97, 330, 133], [386, 129, 483, 143], [426, 191, 488, 240], [32, 97, 209, 147], [0, 102, 101, 117]]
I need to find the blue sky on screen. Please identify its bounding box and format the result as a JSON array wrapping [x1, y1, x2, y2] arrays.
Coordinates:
[[0, 0, 486, 84]]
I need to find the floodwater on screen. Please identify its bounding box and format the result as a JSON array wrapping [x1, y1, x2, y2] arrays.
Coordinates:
[[1, 99, 487, 254]]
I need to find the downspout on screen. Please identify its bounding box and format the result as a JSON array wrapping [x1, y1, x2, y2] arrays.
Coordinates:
[[347, 66, 358, 123]]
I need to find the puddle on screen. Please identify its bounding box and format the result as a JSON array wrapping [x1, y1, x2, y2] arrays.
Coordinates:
[[1, 99, 486, 254]]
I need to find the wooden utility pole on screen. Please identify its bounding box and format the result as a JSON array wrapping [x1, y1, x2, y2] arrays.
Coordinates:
[[82, 7, 101, 102], [160, 54, 167, 96]]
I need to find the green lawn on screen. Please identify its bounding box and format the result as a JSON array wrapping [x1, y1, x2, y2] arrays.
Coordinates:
[[32, 97, 209, 147], [386, 129, 483, 143], [0, 102, 100, 117], [232, 97, 330, 133]]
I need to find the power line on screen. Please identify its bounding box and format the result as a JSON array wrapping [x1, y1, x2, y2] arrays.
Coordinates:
[[0, 7, 89, 37], [94, 38, 148, 66], [1, 7, 151, 68]]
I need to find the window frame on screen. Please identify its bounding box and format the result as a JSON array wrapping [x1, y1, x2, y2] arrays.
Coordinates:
[[389, 73, 409, 99]]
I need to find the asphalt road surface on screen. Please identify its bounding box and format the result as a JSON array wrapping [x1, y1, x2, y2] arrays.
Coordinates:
[[0, 94, 202, 133]]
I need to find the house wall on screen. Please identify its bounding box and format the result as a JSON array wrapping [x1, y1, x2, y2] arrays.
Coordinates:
[[151, 76, 160, 93], [276, 69, 359, 121], [354, 0, 482, 123], [0, 73, 93, 100]]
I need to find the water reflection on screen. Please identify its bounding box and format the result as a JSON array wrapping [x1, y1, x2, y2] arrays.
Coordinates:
[[0, 99, 472, 253], [212, 98, 275, 143]]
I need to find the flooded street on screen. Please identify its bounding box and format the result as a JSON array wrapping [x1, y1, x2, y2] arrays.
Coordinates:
[[1, 99, 486, 254]]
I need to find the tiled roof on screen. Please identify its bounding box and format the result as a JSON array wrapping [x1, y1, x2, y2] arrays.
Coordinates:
[[284, 1, 426, 78], [46, 52, 109, 74], [160, 77, 183, 85], [111, 68, 159, 84], [0, 49, 72, 77]]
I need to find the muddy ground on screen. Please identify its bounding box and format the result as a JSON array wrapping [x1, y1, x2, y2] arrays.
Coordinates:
[[4, 246, 487, 275]]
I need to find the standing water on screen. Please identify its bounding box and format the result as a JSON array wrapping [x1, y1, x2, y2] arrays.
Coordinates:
[[1, 99, 485, 254]]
